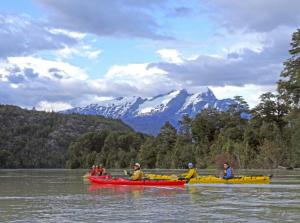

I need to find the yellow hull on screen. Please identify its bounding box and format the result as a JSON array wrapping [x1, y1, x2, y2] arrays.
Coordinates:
[[145, 174, 271, 184]]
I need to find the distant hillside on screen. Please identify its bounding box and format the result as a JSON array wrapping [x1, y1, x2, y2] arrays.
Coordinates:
[[0, 105, 133, 168], [64, 88, 236, 134]]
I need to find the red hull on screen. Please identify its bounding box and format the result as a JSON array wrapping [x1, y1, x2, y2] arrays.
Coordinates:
[[88, 176, 185, 186]]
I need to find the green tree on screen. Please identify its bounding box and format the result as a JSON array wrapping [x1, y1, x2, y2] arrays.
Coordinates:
[[138, 138, 157, 168], [178, 114, 192, 140], [155, 122, 177, 168], [253, 92, 288, 130], [278, 29, 300, 109]]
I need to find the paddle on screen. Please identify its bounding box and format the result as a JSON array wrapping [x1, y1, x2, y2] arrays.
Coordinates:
[[177, 176, 190, 183], [123, 170, 134, 180]]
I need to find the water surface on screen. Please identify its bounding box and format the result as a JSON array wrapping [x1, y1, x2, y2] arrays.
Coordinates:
[[0, 169, 300, 222]]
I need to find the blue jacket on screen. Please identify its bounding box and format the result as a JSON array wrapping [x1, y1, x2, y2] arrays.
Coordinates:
[[223, 167, 233, 179]]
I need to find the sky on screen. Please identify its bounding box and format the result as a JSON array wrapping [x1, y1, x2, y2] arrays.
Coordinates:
[[0, 0, 299, 111]]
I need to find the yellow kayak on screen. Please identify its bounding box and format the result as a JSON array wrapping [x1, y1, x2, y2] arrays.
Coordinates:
[[145, 174, 271, 184]]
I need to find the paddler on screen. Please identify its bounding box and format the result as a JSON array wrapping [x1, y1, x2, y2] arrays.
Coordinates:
[[223, 162, 234, 179], [130, 163, 144, 180], [96, 164, 107, 176], [179, 162, 198, 180], [89, 165, 97, 176]]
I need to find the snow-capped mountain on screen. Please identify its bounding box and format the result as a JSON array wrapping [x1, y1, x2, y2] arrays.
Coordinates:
[[63, 88, 236, 134], [68, 96, 145, 119]]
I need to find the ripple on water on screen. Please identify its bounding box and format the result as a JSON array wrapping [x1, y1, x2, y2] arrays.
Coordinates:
[[1, 169, 300, 222]]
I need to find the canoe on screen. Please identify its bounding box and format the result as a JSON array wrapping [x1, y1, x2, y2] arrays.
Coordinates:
[[88, 176, 185, 186], [145, 174, 271, 184]]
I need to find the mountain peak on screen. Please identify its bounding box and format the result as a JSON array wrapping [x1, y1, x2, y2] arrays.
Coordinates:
[[136, 89, 188, 116], [63, 88, 235, 134]]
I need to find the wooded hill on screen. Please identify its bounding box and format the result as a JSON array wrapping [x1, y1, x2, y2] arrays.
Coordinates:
[[0, 105, 134, 168]]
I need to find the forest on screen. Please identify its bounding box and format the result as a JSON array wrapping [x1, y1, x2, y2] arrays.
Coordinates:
[[0, 29, 299, 169], [0, 105, 133, 168]]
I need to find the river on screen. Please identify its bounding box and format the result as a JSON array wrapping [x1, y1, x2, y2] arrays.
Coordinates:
[[0, 169, 300, 222]]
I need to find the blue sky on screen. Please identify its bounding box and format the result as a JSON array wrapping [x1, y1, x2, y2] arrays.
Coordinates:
[[0, 0, 299, 110]]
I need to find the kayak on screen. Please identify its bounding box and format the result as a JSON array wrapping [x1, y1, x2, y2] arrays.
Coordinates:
[[145, 174, 271, 184], [189, 176, 271, 184], [83, 173, 111, 181], [88, 176, 185, 186]]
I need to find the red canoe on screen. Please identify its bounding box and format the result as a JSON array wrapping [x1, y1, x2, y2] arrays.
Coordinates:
[[88, 176, 185, 186]]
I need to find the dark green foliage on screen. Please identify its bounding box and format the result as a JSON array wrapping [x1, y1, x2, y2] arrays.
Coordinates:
[[278, 29, 300, 109], [67, 131, 145, 168], [0, 105, 132, 168]]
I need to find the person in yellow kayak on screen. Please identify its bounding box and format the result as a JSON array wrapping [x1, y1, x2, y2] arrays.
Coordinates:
[[223, 162, 234, 179], [179, 162, 198, 180], [127, 163, 144, 180]]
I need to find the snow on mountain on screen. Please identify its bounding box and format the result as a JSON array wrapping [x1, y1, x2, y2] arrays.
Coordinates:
[[178, 88, 217, 116], [67, 96, 144, 119], [136, 90, 185, 116], [63, 88, 236, 134]]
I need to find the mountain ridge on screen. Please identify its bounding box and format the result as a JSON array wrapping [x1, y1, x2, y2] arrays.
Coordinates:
[[63, 88, 236, 134]]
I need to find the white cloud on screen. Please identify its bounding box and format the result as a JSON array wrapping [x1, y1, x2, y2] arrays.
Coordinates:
[[57, 44, 102, 60], [218, 30, 266, 56], [4, 56, 88, 80], [210, 84, 277, 108], [157, 49, 183, 64], [101, 63, 181, 96], [0, 56, 96, 109], [36, 100, 73, 112], [48, 28, 86, 40]]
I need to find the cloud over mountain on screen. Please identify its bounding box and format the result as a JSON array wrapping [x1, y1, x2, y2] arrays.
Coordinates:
[[150, 26, 292, 87]]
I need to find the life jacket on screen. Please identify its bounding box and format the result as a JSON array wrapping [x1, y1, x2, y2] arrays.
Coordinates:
[[97, 167, 104, 176], [131, 169, 144, 180], [187, 168, 198, 179], [180, 168, 198, 179], [224, 166, 234, 178]]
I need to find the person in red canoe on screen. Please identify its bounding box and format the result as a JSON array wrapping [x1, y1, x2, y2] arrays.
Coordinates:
[[131, 163, 144, 180], [96, 164, 107, 176], [89, 165, 97, 176], [178, 162, 198, 180]]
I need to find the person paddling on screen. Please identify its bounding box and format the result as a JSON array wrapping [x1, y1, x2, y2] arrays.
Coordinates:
[[179, 162, 198, 180], [96, 164, 107, 176], [223, 162, 234, 179], [89, 165, 97, 176], [130, 163, 144, 180]]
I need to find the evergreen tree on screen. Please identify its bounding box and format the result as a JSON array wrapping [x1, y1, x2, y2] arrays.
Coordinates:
[[278, 29, 300, 109], [155, 122, 177, 168]]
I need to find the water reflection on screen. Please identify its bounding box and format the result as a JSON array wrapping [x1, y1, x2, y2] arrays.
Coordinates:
[[88, 183, 185, 199]]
